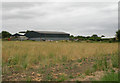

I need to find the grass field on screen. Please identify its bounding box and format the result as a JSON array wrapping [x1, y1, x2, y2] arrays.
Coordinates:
[[2, 41, 119, 81]]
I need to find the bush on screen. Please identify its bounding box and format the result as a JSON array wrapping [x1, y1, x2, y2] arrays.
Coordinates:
[[116, 29, 120, 41]]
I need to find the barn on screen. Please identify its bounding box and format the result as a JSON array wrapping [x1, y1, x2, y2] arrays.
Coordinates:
[[11, 32, 28, 41], [25, 31, 70, 41]]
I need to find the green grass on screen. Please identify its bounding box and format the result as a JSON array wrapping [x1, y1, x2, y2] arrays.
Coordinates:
[[69, 75, 74, 79], [46, 74, 53, 81], [77, 59, 82, 63], [100, 72, 118, 81], [60, 56, 68, 62], [84, 68, 96, 75], [7, 55, 19, 66], [92, 57, 107, 71], [26, 76, 32, 82], [92, 53, 118, 72], [56, 74, 67, 82], [111, 53, 118, 68]]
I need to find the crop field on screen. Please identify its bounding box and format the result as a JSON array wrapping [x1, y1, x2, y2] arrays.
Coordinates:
[[2, 41, 119, 81]]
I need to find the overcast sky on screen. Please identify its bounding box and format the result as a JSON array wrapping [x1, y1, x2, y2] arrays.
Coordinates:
[[2, 2, 118, 37]]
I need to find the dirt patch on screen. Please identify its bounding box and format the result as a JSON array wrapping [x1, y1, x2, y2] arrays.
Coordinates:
[[2, 57, 95, 81], [2, 56, 117, 81]]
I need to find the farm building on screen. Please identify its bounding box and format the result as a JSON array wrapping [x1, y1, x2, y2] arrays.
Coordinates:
[[25, 31, 70, 41], [11, 32, 28, 41]]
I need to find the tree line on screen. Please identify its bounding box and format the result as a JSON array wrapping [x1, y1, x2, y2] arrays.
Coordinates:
[[70, 34, 103, 41], [0, 30, 120, 42]]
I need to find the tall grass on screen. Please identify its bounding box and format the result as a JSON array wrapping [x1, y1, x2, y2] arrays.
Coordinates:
[[2, 41, 118, 69], [92, 53, 118, 72], [100, 72, 118, 81], [0, 40, 2, 82], [111, 53, 118, 68]]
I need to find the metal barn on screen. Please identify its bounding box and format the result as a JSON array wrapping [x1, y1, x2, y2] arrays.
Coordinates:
[[25, 31, 70, 41], [11, 33, 28, 41]]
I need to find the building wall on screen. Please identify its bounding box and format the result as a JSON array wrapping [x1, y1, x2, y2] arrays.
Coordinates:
[[29, 37, 69, 41], [25, 31, 41, 38], [26, 31, 69, 38], [18, 36, 28, 41], [25, 31, 70, 41]]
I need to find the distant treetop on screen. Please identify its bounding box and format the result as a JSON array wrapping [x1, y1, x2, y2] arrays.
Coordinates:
[[2, 31, 11, 38]]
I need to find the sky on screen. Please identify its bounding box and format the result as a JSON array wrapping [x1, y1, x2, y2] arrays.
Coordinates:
[[2, 1, 118, 38]]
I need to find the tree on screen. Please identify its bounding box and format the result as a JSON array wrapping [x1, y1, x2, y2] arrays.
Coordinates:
[[91, 34, 98, 38], [91, 34, 101, 41], [77, 36, 85, 40], [101, 35, 105, 38], [26, 30, 30, 33], [116, 29, 120, 41], [2, 31, 11, 38], [69, 35, 74, 41], [70, 35, 74, 38], [0, 33, 2, 38]]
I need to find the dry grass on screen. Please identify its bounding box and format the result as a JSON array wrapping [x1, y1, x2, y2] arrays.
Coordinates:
[[2, 41, 118, 81], [2, 41, 118, 68]]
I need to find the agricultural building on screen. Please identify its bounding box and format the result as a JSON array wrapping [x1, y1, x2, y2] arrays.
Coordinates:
[[11, 32, 28, 41], [25, 31, 70, 41]]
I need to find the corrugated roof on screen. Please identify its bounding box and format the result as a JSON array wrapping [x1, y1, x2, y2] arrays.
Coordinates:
[[18, 33, 25, 35], [33, 31, 69, 34], [12, 33, 25, 36]]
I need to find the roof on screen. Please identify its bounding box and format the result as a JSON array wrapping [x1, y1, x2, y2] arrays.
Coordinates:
[[19, 31, 26, 33], [32, 31, 69, 35], [18, 33, 25, 35], [12, 33, 25, 36]]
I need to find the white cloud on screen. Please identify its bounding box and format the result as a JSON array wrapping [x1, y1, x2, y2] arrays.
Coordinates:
[[0, 2, 2, 32], [2, 0, 119, 2], [2, 2, 118, 37]]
